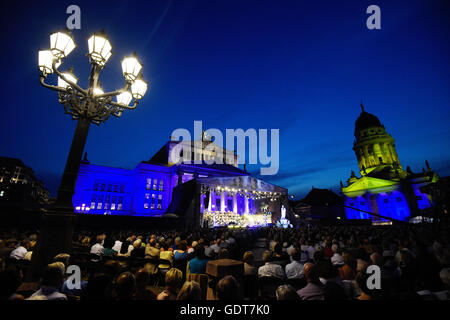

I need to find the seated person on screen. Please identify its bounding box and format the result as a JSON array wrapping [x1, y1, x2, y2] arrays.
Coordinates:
[[258, 250, 285, 279], [157, 268, 183, 300], [188, 246, 210, 274], [28, 262, 67, 300], [130, 239, 145, 258]]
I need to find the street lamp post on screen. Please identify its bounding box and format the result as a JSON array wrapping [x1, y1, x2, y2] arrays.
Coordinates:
[[28, 29, 148, 280]]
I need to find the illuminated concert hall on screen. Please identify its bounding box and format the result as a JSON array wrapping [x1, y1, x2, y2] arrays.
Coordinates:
[[73, 136, 290, 229]]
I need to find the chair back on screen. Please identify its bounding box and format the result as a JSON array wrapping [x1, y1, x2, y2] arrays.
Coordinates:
[[187, 273, 208, 300]]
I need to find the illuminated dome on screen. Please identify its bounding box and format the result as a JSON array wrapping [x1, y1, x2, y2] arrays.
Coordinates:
[[354, 104, 383, 137]]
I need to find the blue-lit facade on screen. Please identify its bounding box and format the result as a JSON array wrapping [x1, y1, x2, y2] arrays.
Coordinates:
[[73, 139, 288, 221], [341, 106, 438, 222]]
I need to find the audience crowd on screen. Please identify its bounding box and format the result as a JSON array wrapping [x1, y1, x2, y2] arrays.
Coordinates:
[[1, 221, 449, 301]]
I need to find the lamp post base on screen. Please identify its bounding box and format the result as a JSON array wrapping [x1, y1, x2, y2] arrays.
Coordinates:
[[26, 210, 77, 281]]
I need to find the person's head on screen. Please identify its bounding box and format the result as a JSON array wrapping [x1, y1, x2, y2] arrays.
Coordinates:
[[303, 262, 320, 283], [291, 248, 301, 262], [243, 251, 255, 266], [42, 262, 65, 289], [276, 285, 300, 300], [262, 250, 272, 263], [135, 268, 150, 290], [133, 239, 142, 249], [313, 249, 325, 262], [195, 245, 206, 259], [21, 239, 30, 250], [331, 244, 339, 254], [176, 281, 201, 300], [273, 242, 282, 255], [115, 272, 136, 300], [216, 276, 239, 300], [53, 253, 70, 268], [96, 235, 104, 245], [370, 252, 383, 266], [177, 240, 187, 251], [165, 268, 183, 292]]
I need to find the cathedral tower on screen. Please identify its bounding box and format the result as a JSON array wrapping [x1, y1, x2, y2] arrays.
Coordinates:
[[353, 103, 402, 176]]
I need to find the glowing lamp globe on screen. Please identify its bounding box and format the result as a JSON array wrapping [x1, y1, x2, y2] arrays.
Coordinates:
[[50, 31, 76, 59], [131, 79, 148, 100], [88, 33, 113, 67], [121, 55, 142, 81], [116, 91, 132, 106], [38, 50, 61, 75]]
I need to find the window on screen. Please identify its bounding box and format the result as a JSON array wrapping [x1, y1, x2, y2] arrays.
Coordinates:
[[159, 180, 164, 191], [144, 193, 150, 209], [120, 184, 125, 193], [107, 184, 112, 192], [153, 179, 157, 190], [118, 196, 123, 210], [157, 194, 162, 209], [100, 183, 106, 191], [216, 198, 221, 209], [349, 202, 354, 206], [104, 195, 110, 210], [151, 194, 156, 209], [97, 195, 103, 209], [416, 195, 423, 201], [114, 185, 119, 193], [383, 198, 389, 203], [0, 191, 4, 197], [111, 196, 117, 210], [396, 197, 402, 202], [90, 194, 96, 209], [93, 182, 99, 191], [360, 201, 365, 206], [146, 178, 151, 190]]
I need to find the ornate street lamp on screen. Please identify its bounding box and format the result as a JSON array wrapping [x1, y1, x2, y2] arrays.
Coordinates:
[[29, 29, 148, 280]]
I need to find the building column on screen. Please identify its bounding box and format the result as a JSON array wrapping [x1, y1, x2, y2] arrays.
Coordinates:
[[221, 191, 226, 212], [208, 190, 212, 211], [233, 193, 237, 213]]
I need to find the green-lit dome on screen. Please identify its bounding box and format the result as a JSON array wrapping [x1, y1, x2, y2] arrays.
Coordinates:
[[354, 104, 383, 137]]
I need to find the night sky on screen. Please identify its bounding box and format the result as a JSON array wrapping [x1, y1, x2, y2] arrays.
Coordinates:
[[0, 0, 449, 199]]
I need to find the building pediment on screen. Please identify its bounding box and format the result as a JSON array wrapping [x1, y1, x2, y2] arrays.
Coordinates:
[[342, 176, 399, 197]]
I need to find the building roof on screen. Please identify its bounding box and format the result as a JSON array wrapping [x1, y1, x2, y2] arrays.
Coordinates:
[[301, 188, 342, 206], [354, 104, 383, 137]]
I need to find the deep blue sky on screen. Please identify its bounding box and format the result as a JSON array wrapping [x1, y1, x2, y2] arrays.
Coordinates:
[[0, 0, 449, 199]]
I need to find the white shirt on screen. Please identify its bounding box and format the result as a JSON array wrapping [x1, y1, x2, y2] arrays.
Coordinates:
[[90, 243, 105, 255], [285, 261, 304, 279], [10, 246, 27, 260], [331, 253, 344, 266], [258, 263, 285, 279], [28, 286, 67, 301]]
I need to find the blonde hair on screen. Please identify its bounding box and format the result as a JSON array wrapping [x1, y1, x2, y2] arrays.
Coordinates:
[[133, 239, 142, 248], [177, 281, 201, 300], [165, 268, 183, 289]]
